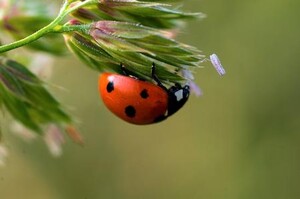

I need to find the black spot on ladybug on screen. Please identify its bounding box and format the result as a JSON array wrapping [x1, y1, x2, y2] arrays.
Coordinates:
[[140, 89, 149, 99], [125, 105, 136, 118], [106, 81, 114, 93]]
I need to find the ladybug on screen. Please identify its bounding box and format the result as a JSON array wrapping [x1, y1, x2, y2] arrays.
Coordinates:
[[98, 63, 190, 124]]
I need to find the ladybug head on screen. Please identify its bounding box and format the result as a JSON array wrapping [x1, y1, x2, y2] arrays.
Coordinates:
[[167, 83, 190, 116]]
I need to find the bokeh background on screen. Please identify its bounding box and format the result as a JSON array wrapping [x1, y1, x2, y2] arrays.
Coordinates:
[[1, 0, 300, 198]]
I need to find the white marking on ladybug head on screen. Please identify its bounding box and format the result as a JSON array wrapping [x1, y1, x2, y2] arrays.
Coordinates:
[[108, 75, 115, 82], [175, 90, 184, 101]]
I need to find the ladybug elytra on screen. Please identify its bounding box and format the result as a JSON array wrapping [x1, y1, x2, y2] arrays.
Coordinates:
[[98, 63, 190, 124]]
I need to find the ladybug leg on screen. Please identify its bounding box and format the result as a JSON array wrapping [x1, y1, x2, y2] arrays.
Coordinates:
[[151, 63, 168, 91], [120, 63, 129, 76], [153, 114, 168, 123], [174, 83, 182, 88]]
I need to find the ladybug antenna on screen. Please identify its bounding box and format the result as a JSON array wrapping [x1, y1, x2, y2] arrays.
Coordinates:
[[151, 63, 168, 91]]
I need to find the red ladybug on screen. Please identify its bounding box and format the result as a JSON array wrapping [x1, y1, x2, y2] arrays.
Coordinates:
[[98, 63, 190, 124]]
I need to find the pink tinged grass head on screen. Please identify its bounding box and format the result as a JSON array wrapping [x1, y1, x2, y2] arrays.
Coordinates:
[[44, 125, 65, 157]]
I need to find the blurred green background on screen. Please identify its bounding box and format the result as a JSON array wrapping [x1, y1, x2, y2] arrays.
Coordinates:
[[1, 0, 300, 198]]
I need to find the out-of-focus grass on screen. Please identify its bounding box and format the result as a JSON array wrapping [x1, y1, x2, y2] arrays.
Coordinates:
[[1, 0, 300, 199]]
